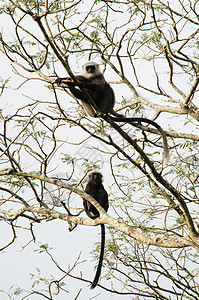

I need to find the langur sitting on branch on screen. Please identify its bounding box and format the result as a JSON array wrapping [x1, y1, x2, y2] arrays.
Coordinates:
[[82, 170, 109, 289], [55, 61, 169, 167]]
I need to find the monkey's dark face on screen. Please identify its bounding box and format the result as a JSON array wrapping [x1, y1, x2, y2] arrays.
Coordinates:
[[86, 65, 96, 74], [81, 61, 101, 78], [88, 172, 103, 183]]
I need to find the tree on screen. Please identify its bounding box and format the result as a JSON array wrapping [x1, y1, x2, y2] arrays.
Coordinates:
[[0, 0, 199, 299]]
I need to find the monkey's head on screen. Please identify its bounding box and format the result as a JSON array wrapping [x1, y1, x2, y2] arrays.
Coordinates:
[[81, 61, 101, 79], [88, 170, 103, 183]]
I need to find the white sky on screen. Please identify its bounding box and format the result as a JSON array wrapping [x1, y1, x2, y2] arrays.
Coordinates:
[[0, 1, 199, 299]]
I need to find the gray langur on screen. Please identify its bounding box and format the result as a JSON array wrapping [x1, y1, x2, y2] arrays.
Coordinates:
[[83, 171, 109, 289], [55, 61, 115, 117], [55, 61, 169, 167]]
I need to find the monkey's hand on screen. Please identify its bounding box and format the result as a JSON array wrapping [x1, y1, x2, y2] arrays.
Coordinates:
[[54, 77, 72, 84]]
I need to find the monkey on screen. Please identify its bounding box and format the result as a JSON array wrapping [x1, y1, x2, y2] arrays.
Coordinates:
[[55, 61, 115, 117], [82, 171, 109, 289], [55, 61, 169, 167]]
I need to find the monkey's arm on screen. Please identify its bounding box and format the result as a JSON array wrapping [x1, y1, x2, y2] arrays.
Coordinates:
[[55, 75, 88, 84], [55, 76, 103, 91], [55, 76, 103, 101], [100, 189, 109, 212], [55, 76, 88, 101]]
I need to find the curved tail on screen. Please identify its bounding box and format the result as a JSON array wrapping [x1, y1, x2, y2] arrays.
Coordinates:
[[90, 224, 105, 289], [110, 115, 169, 168]]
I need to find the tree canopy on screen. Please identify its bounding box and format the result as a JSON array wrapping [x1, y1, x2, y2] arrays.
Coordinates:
[[0, 0, 199, 299]]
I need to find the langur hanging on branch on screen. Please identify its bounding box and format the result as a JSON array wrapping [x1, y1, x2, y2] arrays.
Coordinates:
[[82, 171, 109, 289], [55, 61, 169, 167]]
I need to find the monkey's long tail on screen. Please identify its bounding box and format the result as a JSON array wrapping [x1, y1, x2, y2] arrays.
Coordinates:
[[111, 116, 169, 168], [90, 224, 105, 289]]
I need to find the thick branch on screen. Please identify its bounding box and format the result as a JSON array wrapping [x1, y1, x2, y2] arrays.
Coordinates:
[[0, 169, 198, 248], [101, 115, 199, 237], [0, 206, 195, 249]]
